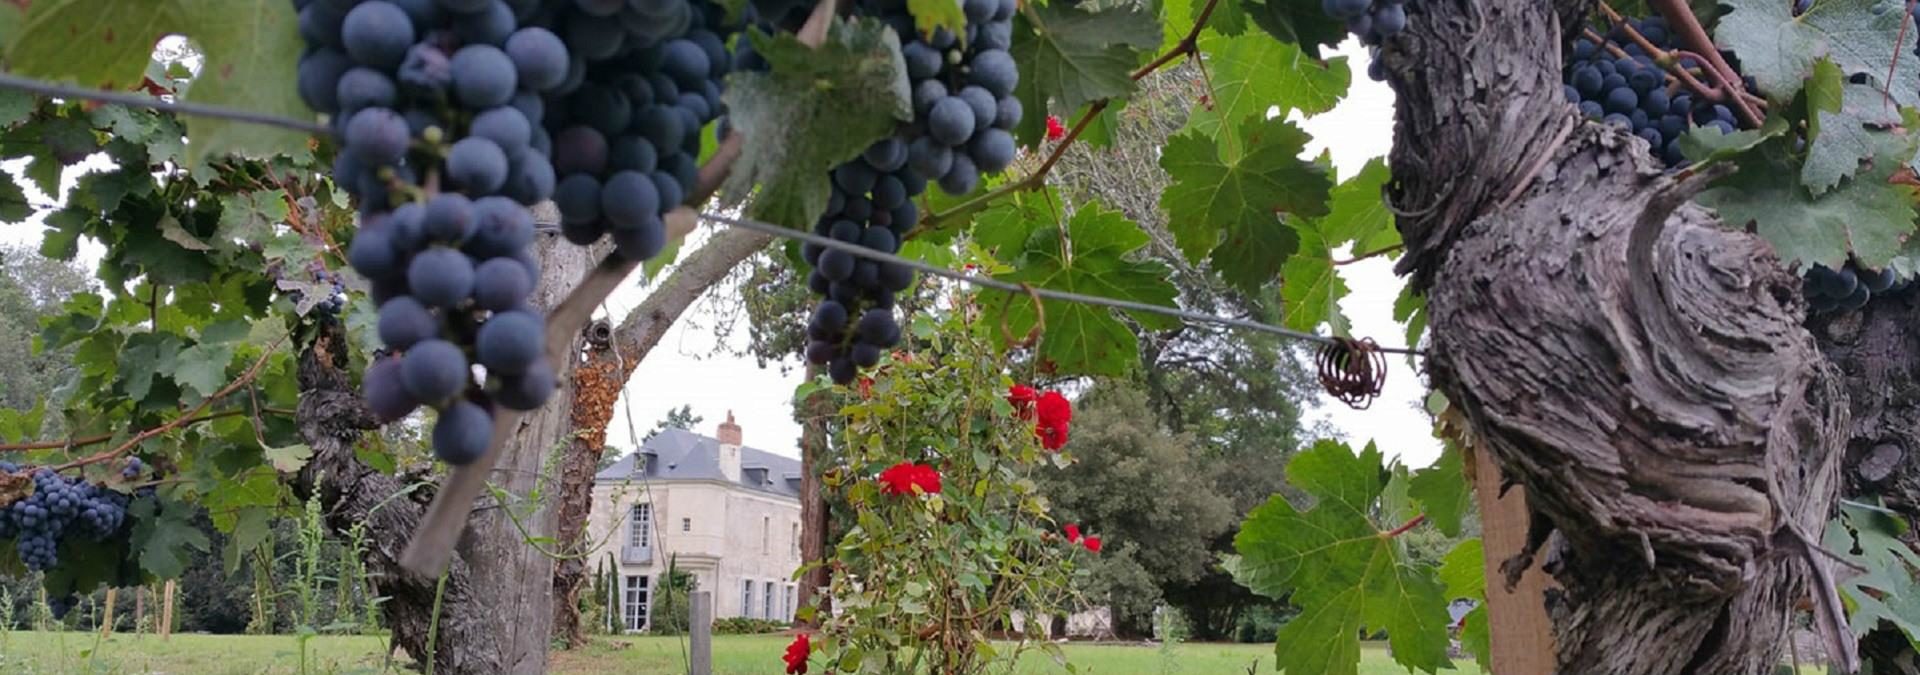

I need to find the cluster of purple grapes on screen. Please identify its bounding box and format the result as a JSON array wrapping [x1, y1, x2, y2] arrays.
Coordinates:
[[296, 0, 736, 464], [0, 461, 136, 572], [1805, 262, 1909, 315], [1319, 0, 1408, 80], [315, 267, 349, 315], [792, 0, 1019, 385], [1561, 17, 1743, 166]]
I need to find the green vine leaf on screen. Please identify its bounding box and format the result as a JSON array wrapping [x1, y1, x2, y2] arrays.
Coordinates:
[[1697, 130, 1918, 269], [1803, 59, 1916, 195], [1825, 499, 1920, 640], [1279, 217, 1350, 335], [1241, 0, 1348, 57], [1233, 440, 1454, 674], [983, 201, 1180, 376], [1009, 2, 1162, 146], [1715, 0, 1920, 106], [1318, 158, 1396, 251], [130, 494, 211, 580], [720, 18, 913, 227], [6, 0, 310, 164], [1200, 32, 1349, 148], [1408, 442, 1469, 537], [1160, 115, 1332, 289], [1394, 285, 1427, 355]]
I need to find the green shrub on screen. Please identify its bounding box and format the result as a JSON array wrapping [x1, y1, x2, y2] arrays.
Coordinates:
[[1233, 605, 1296, 644], [711, 617, 788, 635]]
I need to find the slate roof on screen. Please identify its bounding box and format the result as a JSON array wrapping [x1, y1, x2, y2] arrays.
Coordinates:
[[594, 427, 802, 499]]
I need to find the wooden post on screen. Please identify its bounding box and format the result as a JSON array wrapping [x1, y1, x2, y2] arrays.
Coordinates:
[[689, 590, 713, 675], [99, 588, 116, 638], [1470, 443, 1556, 674], [159, 580, 176, 641], [135, 586, 145, 635]]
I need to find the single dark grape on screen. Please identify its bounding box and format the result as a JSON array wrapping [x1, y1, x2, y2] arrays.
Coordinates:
[[451, 44, 519, 108], [379, 296, 439, 349], [476, 310, 545, 375], [364, 356, 421, 422], [345, 107, 411, 165], [401, 339, 470, 403], [433, 400, 494, 465], [409, 247, 477, 308], [495, 361, 557, 410], [342, 1, 415, 69]]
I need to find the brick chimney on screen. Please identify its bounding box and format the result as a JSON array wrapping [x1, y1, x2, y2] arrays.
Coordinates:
[[717, 411, 742, 482], [717, 410, 743, 446]]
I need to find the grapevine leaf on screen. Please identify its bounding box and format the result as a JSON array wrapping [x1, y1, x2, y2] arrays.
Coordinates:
[[1394, 285, 1427, 355], [217, 191, 291, 251], [1408, 442, 1469, 537], [0, 90, 33, 129], [1279, 218, 1350, 335], [1159, 115, 1332, 289], [7, 1, 311, 164], [1460, 605, 1492, 670], [1235, 439, 1454, 674], [1241, 0, 1348, 57], [221, 507, 273, 574], [169, 342, 234, 399], [158, 215, 214, 252], [720, 19, 913, 227], [971, 188, 1056, 256], [0, 177, 29, 223], [1206, 0, 1250, 37], [1803, 59, 1912, 195], [905, 0, 968, 43], [265, 443, 314, 473], [984, 201, 1180, 376], [1697, 132, 1918, 269], [1319, 157, 1395, 250], [1715, 0, 1920, 106], [130, 495, 211, 579], [1439, 538, 1485, 600], [1202, 32, 1349, 129], [1677, 113, 1790, 165], [1825, 500, 1920, 640], [1009, 3, 1162, 146]]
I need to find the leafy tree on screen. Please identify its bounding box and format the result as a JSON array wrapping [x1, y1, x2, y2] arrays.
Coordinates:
[[0, 245, 91, 422], [645, 404, 704, 442]]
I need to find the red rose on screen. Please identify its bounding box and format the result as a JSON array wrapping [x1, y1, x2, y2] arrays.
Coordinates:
[[1064, 523, 1081, 543], [1046, 115, 1066, 141], [1008, 385, 1038, 418], [783, 633, 810, 674], [1036, 391, 1071, 428], [1083, 536, 1102, 553], [879, 462, 942, 496], [1037, 421, 1069, 451]]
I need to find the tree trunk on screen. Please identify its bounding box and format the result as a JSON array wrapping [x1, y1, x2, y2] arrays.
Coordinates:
[[548, 227, 774, 644], [291, 221, 596, 673], [1382, 1, 1849, 672], [796, 362, 832, 622]]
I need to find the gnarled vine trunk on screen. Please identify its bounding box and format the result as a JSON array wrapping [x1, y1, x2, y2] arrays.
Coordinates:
[[1383, 1, 1850, 671]]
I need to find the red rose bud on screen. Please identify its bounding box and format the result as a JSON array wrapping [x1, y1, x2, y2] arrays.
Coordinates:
[[783, 633, 810, 674], [1083, 536, 1102, 553]]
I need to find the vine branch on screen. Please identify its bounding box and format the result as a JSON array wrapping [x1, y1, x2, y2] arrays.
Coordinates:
[[1382, 514, 1426, 538], [1333, 243, 1405, 266], [0, 409, 263, 453], [53, 335, 289, 471], [912, 0, 1224, 234], [1642, 0, 1764, 128]]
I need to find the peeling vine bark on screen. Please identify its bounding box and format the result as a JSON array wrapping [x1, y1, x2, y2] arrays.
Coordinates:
[[1383, 1, 1848, 671]]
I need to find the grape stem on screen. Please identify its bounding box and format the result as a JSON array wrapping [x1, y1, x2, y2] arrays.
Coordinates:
[[911, 0, 1225, 236], [398, 0, 842, 577], [1382, 514, 1426, 538], [52, 334, 289, 472], [1637, 0, 1764, 128]]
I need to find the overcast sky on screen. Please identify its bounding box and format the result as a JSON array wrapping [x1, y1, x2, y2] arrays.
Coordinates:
[[1, 39, 1442, 468]]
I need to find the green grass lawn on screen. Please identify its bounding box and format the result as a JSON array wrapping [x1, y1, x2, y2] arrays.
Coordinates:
[[0, 630, 1479, 674]]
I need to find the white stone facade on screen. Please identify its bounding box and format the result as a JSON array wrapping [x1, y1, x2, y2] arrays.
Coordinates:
[[587, 416, 805, 632]]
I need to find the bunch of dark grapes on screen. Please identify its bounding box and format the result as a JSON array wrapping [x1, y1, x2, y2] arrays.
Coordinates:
[[297, 0, 737, 465], [1805, 262, 1909, 314], [0, 462, 134, 572], [1321, 0, 1408, 46], [789, 0, 1018, 386], [1562, 17, 1744, 166]]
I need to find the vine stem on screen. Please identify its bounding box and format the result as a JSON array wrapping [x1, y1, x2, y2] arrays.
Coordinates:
[[1332, 243, 1404, 266], [399, 0, 840, 577], [1382, 514, 1426, 538], [0, 409, 269, 453], [53, 335, 289, 471], [1642, 0, 1764, 128], [912, 0, 1224, 234]]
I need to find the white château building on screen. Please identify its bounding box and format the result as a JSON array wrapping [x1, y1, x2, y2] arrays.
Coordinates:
[[587, 413, 805, 632]]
